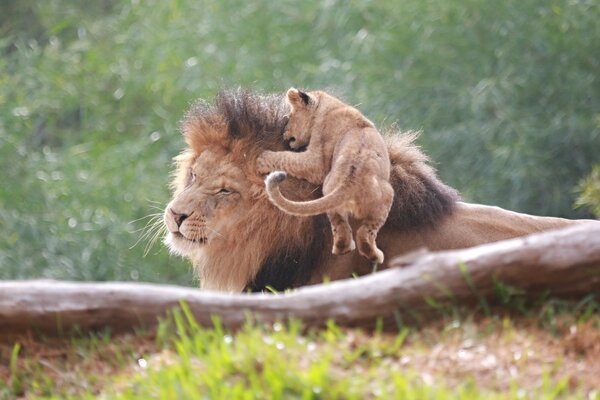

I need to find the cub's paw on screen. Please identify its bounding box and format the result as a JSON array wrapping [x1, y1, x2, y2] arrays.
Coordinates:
[[332, 238, 356, 255], [367, 250, 384, 265], [358, 241, 384, 265], [371, 249, 384, 265]]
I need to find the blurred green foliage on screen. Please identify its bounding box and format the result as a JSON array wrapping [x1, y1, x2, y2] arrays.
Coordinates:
[[1, 0, 598, 283], [576, 165, 600, 217]]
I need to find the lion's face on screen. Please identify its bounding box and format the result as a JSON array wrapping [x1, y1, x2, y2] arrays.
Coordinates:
[[164, 146, 253, 258], [161, 89, 336, 292]]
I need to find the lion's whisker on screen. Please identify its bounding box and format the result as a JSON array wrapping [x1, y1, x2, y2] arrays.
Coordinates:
[[144, 198, 166, 206], [205, 225, 226, 239], [130, 213, 168, 252], [143, 224, 168, 256], [131, 216, 163, 235], [128, 211, 163, 224]]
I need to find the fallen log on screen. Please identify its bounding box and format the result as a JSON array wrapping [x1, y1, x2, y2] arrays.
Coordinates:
[[1, 224, 599, 336]]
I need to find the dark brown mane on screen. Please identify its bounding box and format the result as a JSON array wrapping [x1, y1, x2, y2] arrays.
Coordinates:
[[215, 89, 289, 142], [384, 133, 460, 231], [181, 88, 289, 146]]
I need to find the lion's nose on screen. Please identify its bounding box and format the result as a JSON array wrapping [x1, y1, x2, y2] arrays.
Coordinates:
[[170, 208, 189, 228]]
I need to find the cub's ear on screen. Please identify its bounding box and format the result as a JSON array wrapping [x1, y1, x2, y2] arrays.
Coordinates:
[[286, 87, 311, 108]]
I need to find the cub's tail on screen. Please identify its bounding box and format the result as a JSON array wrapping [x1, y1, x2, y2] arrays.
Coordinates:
[[265, 171, 351, 216]]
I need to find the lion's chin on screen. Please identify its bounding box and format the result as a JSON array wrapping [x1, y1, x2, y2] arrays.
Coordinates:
[[164, 232, 206, 257]]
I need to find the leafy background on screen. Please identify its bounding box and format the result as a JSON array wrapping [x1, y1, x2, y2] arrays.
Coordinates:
[[1, 0, 599, 284]]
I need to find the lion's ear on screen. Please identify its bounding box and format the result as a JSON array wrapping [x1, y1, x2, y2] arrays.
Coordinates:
[[287, 87, 311, 109]]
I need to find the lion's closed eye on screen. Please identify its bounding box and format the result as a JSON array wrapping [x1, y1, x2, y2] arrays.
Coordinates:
[[186, 168, 196, 186]]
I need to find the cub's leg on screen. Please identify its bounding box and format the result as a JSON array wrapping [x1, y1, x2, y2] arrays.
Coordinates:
[[356, 183, 394, 264], [327, 212, 355, 255], [257, 150, 325, 185]]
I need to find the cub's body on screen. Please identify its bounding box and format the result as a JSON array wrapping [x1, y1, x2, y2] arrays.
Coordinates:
[[258, 89, 394, 263]]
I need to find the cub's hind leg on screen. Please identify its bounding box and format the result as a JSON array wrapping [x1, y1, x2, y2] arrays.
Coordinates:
[[356, 184, 394, 264], [356, 222, 385, 264], [327, 212, 356, 255]]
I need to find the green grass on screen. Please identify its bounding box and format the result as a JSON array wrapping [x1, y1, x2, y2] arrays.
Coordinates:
[[110, 318, 468, 399], [3, 302, 600, 400]]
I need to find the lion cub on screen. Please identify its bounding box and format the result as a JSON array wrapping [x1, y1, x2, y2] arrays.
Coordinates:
[[257, 88, 394, 264]]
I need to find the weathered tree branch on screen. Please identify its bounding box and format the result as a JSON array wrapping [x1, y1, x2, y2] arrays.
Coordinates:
[[1, 224, 599, 336]]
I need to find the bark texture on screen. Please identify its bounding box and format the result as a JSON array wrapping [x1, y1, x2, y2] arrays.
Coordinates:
[[1, 224, 599, 336]]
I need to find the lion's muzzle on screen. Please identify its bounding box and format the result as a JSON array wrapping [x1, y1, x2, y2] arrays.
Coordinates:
[[164, 207, 188, 233]]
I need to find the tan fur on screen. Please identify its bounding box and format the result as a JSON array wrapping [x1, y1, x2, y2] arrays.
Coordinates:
[[164, 89, 599, 293], [257, 89, 394, 263]]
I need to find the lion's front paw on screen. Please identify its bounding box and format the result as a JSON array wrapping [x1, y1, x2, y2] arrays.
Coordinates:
[[257, 151, 276, 174]]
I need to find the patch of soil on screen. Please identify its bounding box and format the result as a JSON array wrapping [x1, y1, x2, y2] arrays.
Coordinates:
[[393, 316, 600, 394]]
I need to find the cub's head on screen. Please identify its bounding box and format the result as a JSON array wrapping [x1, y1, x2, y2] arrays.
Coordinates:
[[283, 87, 320, 150]]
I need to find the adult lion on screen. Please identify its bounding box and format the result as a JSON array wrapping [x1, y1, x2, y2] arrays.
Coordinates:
[[164, 89, 597, 292]]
